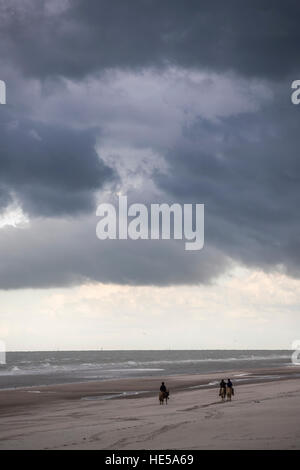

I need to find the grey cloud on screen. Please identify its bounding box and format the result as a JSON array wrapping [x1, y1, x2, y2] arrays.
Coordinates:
[[154, 90, 300, 277], [1, 0, 300, 80], [0, 109, 116, 216], [0, 1, 300, 290], [0, 216, 229, 289]]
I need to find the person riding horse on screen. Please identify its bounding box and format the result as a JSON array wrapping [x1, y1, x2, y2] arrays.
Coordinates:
[[219, 378, 234, 401], [159, 382, 169, 404], [219, 379, 226, 401], [226, 378, 234, 401]]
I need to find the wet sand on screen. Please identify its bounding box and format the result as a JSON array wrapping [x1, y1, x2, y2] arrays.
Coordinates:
[[0, 367, 300, 449]]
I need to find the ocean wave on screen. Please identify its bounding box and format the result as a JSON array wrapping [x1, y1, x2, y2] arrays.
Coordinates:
[[114, 355, 291, 367], [0, 352, 291, 379], [105, 368, 164, 372]]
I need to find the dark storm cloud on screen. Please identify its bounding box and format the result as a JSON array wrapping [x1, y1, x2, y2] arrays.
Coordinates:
[[1, 0, 300, 80], [0, 109, 116, 216], [0, 216, 229, 289], [0, 0, 300, 290], [154, 90, 300, 277]]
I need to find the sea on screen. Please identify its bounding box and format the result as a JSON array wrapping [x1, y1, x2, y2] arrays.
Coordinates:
[[0, 350, 296, 390]]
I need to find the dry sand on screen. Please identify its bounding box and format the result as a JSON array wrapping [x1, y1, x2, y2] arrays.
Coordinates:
[[0, 370, 300, 449]]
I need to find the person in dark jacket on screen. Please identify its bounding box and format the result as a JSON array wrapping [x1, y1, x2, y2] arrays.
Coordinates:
[[219, 379, 226, 401], [220, 379, 226, 390], [160, 382, 167, 392], [159, 382, 169, 404], [226, 378, 234, 400]]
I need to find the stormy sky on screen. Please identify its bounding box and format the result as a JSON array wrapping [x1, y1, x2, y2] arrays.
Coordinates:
[[0, 0, 300, 349]]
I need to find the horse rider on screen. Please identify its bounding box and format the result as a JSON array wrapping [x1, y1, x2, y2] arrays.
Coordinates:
[[227, 378, 233, 389], [219, 379, 226, 400], [160, 382, 167, 393], [226, 378, 234, 399], [220, 379, 226, 392]]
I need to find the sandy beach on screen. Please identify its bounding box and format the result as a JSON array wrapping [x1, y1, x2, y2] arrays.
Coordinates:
[[0, 369, 300, 450]]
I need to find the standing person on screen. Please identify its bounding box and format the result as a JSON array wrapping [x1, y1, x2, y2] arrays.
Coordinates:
[[219, 379, 226, 401]]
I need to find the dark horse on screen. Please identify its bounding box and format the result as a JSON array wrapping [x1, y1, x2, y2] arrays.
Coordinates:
[[159, 390, 169, 405]]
